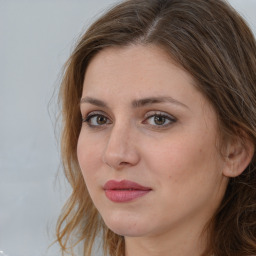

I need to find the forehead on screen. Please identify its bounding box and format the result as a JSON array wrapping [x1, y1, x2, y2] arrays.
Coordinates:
[[83, 45, 196, 99]]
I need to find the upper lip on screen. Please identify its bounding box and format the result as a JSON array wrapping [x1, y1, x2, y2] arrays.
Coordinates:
[[103, 179, 152, 191]]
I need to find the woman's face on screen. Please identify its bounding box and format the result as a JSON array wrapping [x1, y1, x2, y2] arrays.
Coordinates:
[[77, 45, 229, 239]]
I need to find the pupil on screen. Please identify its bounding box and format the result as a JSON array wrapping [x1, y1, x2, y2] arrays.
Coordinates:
[[154, 116, 165, 125], [97, 116, 106, 124]]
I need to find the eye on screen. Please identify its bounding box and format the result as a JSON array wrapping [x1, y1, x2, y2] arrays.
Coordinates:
[[82, 112, 111, 127], [143, 112, 176, 128]]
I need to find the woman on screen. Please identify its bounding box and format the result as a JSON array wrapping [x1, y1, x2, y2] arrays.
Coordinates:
[[56, 0, 256, 255]]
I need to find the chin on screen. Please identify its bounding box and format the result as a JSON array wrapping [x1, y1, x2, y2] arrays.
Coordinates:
[[101, 211, 150, 237], [107, 224, 148, 237]]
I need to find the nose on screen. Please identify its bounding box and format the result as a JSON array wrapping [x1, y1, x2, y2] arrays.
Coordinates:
[[102, 122, 140, 170]]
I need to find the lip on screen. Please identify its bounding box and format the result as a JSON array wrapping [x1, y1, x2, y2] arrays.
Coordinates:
[[103, 180, 152, 203]]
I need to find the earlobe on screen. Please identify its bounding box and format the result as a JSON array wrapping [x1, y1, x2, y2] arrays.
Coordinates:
[[222, 136, 254, 178]]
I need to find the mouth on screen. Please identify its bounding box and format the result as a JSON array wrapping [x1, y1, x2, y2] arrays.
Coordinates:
[[103, 180, 152, 203]]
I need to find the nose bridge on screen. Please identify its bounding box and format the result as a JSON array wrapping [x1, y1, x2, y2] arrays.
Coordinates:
[[103, 118, 139, 169]]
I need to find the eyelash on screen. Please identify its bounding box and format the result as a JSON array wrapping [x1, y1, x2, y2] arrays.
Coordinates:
[[82, 111, 111, 128], [143, 112, 176, 128], [82, 111, 177, 129]]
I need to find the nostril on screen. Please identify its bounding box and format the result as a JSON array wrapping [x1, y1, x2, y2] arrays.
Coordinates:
[[120, 162, 130, 166]]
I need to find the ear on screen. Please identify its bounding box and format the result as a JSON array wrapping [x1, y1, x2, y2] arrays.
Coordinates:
[[222, 134, 254, 178]]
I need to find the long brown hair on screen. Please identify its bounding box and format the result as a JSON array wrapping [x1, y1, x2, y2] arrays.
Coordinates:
[[56, 0, 256, 255]]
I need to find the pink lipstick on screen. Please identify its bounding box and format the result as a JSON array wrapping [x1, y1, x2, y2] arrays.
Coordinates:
[[103, 180, 152, 202]]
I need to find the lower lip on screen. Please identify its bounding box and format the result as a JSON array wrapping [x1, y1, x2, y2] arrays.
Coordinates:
[[105, 190, 150, 202]]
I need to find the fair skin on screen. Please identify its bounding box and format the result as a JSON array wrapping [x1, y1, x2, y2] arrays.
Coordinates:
[[77, 45, 234, 256]]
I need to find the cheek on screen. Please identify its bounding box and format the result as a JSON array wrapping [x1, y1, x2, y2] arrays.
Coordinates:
[[142, 133, 225, 219], [142, 130, 221, 186], [77, 133, 103, 182]]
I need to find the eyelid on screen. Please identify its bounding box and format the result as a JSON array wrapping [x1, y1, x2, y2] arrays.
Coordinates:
[[142, 111, 177, 129], [144, 111, 176, 121], [81, 110, 177, 129], [82, 110, 112, 126], [82, 110, 110, 120]]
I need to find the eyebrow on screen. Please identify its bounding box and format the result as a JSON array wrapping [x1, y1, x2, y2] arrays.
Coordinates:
[[80, 96, 189, 109], [80, 97, 107, 108]]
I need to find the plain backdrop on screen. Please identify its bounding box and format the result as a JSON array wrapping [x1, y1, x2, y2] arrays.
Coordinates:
[[0, 1, 255, 256]]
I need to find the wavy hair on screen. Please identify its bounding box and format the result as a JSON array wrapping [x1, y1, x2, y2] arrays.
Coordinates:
[[56, 0, 256, 255]]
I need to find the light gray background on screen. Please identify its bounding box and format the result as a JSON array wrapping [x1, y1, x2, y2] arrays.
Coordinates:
[[0, 1, 255, 256]]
